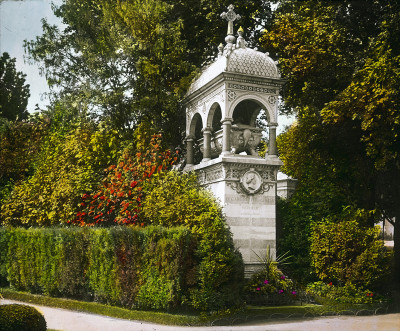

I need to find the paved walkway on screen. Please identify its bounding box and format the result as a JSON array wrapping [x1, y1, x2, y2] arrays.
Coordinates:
[[1, 299, 400, 331]]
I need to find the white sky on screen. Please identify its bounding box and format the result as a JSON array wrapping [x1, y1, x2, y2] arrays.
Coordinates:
[[0, 0, 63, 112]]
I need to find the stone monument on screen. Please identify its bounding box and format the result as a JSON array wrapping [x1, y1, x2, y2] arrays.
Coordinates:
[[183, 4, 285, 276]]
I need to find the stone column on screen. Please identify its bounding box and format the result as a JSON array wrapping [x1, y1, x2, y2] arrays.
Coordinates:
[[186, 135, 195, 166], [221, 118, 233, 155], [202, 127, 212, 161], [268, 124, 278, 157]]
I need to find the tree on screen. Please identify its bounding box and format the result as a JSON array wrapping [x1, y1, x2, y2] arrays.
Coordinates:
[[25, 0, 273, 145], [0, 113, 123, 227], [0, 115, 49, 214], [0, 52, 30, 121], [263, 0, 400, 292]]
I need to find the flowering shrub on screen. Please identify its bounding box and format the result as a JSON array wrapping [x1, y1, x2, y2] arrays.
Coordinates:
[[72, 133, 180, 226], [247, 269, 295, 295], [245, 247, 296, 305]]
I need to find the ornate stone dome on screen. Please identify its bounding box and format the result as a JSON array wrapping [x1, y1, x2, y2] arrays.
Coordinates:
[[187, 47, 280, 95], [227, 48, 280, 78], [186, 5, 280, 96]]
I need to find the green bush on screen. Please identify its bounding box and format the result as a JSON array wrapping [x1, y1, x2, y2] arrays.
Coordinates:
[[310, 218, 392, 289], [306, 281, 377, 304], [142, 171, 244, 310], [0, 121, 122, 227], [0, 226, 241, 311], [0, 304, 46, 331]]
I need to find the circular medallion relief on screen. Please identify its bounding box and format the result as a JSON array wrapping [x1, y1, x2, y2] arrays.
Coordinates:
[[240, 169, 262, 194]]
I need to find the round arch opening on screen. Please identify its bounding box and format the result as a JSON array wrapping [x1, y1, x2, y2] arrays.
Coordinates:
[[232, 99, 266, 126], [189, 113, 203, 140]]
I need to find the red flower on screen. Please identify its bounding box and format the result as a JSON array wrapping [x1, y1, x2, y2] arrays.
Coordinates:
[[130, 180, 137, 188], [328, 282, 333, 286]]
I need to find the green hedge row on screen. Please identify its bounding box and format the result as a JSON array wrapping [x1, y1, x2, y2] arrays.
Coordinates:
[[0, 226, 243, 311]]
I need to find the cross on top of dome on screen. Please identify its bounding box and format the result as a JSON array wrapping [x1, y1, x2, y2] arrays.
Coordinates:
[[220, 4, 241, 36]]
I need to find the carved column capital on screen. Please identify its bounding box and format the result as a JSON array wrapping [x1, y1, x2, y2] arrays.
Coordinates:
[[221, 118, 233, 125], [201, 126, 213, 134]]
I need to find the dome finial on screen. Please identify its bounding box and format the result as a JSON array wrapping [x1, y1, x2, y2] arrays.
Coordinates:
[[236, 26, 247, 49], [220, 4, 241, 56]]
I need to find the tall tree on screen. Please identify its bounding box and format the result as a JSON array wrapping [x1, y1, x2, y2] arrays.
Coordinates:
[[0, 52, 30, 121], [25, 0, 272, 145], [263, 0, 400, 292]]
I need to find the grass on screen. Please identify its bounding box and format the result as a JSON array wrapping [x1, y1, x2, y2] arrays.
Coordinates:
[[0, 288, 391, 327], [0, 288, 203, 326]]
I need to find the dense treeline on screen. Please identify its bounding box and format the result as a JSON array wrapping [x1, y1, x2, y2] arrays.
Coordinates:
[[265, 0, 400, 296]]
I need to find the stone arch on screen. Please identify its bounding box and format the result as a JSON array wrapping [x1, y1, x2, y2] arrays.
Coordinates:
[[189, 112, 203, 139], [206, 102, 223, 132], [228, 94, 275, 125]]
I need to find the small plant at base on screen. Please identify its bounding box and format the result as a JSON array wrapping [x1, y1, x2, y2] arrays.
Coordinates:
[[245, 246, 296, 304]]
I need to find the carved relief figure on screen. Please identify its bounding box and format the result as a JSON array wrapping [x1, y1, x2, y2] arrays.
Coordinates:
[[231, 117, 262, 156]]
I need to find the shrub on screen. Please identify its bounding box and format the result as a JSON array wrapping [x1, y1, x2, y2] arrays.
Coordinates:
[[310, 218, 392, 290], [0, 304, 46, 331], [306, 281, 378, 304], [245, 247, 296, 305], [142, 171, 244, 310], [0, 226, 241, 311], [0, 121, 122, 227], [73, 127, 180, 227]]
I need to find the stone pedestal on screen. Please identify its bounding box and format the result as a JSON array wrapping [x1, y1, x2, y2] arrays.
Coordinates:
[[187, 155, 282, 277]]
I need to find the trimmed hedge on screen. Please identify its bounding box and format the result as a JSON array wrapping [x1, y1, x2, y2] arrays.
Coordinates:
[[0, 226, 243, 311], [0, 304, 46, 331]]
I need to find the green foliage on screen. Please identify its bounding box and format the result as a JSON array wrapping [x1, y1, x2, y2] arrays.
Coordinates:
[[245, 247, 296, 305], [0, 226, 241, 311], [141, 170, 244, 310], [0, 52, 30, 122], [306, 281, 377, 305], [25, 0, 273, 143], [310, 215, 392, 290], [0, 115, 50, 213], [73, 129, 179, 226], [266, 0, 400, 287], [0, 118, 123, 226], [0, 304, 46, 331], [276, 196, 316, 283]]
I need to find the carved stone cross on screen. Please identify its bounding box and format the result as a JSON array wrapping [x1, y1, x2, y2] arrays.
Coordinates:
[[220, 4, 241, 35]]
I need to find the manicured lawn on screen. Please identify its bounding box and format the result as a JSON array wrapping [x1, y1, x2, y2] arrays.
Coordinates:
[[0, 288, 390, 327]]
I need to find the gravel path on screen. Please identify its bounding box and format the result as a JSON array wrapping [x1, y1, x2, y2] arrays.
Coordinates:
[[1, 299, 399, 331]]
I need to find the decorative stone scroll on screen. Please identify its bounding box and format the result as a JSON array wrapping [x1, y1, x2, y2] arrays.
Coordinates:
[[227, 169, 275, 195], [198, 163, 276, 196], [228, 83, 276, 94]]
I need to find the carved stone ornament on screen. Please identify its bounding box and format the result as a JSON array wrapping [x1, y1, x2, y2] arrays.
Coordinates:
[[240, 169, 263, 194]]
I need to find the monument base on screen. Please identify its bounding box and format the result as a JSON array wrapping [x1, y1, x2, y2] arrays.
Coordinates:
[[185, 154, 282, 276]]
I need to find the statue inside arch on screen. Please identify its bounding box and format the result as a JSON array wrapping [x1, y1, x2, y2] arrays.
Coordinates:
[[231, 116, 263, 156]]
